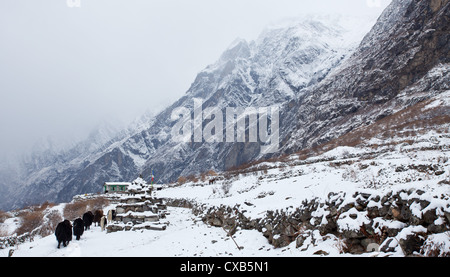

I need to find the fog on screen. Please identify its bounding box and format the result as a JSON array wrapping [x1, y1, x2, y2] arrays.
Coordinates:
[[0, 0, 391, 160]]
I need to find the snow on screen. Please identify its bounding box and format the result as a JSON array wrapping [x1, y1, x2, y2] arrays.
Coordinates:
[[1, 128, 449, 257], [337, 208, 370, 232], [0, 207, 282, 257], [422, 232, 450, 257], [1, 206, 388, 257], [423, 90, 450, 110]]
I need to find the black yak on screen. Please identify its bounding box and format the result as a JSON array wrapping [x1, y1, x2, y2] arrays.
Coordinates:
[[82, 211, 94, 230], [55, 220, 72, 248], [93, 210, 104, 227], [73, 218, 84, 240]]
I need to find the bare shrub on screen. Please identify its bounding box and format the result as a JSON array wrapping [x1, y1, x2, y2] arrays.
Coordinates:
[[221, 181, 233, 196], [63, 196, 110, 220], [177, 176, 188, 185], [0, 210, 11, 224], [64, 200, 88, 220], [86, 196, 110, 212], [206, 170, 218, 176], [36, 201, 57, 212], [186, 174, 198, 183], [16, 210, 43, 236], [342, 166, 358, 182]]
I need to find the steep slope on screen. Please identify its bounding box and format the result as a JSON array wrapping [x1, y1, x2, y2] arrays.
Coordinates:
[[278, 0, 449, 155]]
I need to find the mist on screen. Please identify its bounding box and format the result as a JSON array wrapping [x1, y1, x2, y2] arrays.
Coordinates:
[[0, 0, 391, 160]]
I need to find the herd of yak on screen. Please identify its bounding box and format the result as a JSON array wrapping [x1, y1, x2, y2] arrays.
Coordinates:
[[54, 209, 108, 248]]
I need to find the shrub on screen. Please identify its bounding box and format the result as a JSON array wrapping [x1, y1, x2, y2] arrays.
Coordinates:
[[177, 176, 188, 185], [221, 181, 233, 196], [186, 174, 198, 183], [16, 210, 43, 236], [64, 200, 88, 220], [63, 197, 110, 220], [0, 210, 10, 224]]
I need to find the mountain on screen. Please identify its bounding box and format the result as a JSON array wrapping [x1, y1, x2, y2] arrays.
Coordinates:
[[2, 0, 449, 211], [277, 0, 449, 155], [0, 120, 128, 210], [1, 14, 372, 210]]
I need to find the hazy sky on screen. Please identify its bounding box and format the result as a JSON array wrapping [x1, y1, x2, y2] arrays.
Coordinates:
[[0, 0, 391, 159]]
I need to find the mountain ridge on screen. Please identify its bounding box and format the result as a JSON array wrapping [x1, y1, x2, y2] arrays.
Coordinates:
[[2, 1, 448, 210]]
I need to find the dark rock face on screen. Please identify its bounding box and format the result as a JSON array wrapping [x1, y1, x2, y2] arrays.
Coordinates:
[[279, 0, 450, 155]]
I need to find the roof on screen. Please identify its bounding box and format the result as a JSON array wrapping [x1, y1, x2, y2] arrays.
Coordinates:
[[104, 182, 131, 186]]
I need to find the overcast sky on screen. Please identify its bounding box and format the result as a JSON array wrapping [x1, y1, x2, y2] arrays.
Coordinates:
[[0, 0, 391, 160]]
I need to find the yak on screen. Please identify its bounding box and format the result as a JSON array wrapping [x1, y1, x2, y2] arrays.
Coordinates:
[[93, 210, 104, 227], [82, 211, 94, 230], [55, 220, 72, 248], [73, 218, 84, 240]]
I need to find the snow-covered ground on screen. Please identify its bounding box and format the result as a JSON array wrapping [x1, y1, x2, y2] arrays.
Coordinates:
[[1, 127, 449, 257], [1, 207, 344, 257], [156, 131, 450, 220], [3, 205, 403, 257]]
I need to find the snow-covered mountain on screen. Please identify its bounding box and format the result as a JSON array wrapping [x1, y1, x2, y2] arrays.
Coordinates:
[[0, 14, 374, 210], [278, 0, 449, 154], [2, 0, 449, 212]]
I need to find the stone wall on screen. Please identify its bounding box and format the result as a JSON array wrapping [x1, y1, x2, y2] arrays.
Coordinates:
[[168, 188, 450, 256], [106, 194, 168, 233]]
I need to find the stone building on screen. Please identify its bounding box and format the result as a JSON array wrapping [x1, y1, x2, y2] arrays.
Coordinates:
[[106, 176, 168, 233]]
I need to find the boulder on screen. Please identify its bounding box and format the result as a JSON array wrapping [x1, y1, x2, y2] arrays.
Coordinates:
[[399, 233, 426, 256]]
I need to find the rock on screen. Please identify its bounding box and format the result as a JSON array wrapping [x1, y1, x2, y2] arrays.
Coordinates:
[[444, 212, 450, 223], [367, 206, 380, 218], [282, 224, 297, 237], [366, 243, 380, 252], [318, 219, 337, 235], [272, 234, 292, 248], [419, 200, 431, 209], [380, 238, 397, 253], [427, 222, 447, 233], [422, 209, 438, 225], [345, 239, 365, 254], [416, 190, 425, 196], [295, 235, 307, 248], [106, 224, 125, 233], [400, 205, 412, 222], [399, 233, 426, 256], [379, 205, 390, 217], [211, 217, 223, 227], [313, 250, 329, 256], [391, 207, 401, 220], [341, 229, 365, 239], [435, 170, 445, 176]]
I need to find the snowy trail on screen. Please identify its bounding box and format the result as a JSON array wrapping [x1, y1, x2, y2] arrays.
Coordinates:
[[1, 207, 287, 257]]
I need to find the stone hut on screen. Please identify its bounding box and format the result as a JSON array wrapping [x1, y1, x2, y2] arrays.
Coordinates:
[[106, 176, 168, 233]]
